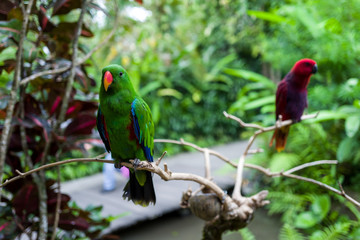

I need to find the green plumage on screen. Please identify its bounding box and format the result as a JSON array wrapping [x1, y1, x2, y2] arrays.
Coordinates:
[[97, 64, 156, 206]]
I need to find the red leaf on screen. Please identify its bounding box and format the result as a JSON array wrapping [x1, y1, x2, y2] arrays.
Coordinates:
[[0, 0, 16, 20], [64, 114, 96, 136], [0, 59, 16, 74], [27, 114, 49, 141], [0, 109, 6, 119], [57, 213, 90, 231], [47, 193, 71, 213], [12, 184, 38, 217], [135, 0, 143, 4], [81, 25, 94, 38], [50, 96, 62, 116], [65, 100, 98, 119], [66, 101, 81, 116], [0, 222, 9, 232], [23, 94, 42, 115], [38, 5, 55, 32]]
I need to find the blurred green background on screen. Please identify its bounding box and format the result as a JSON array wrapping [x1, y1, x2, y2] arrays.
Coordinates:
[[1, 0, 360, 238], [88, 0, 360, 237]]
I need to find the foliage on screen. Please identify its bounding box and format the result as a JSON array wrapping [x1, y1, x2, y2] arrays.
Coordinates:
[[94, 0, 274, 151], [1, 181, 112, 240], [226, 1, 360, 236], [0, 0, 112, 238], [238, 228, 256, 240], [1, 0, 359, 238], [279, 224, 305, 240]]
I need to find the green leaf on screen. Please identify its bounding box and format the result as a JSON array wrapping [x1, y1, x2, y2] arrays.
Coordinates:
[[279, 224, 305, 240], [311, 195, 330, 221], [324, 18, 342, 34], [269, 153, 300, 172], [151, 101, 160, 124], [223, 68, 276, 89], [208, 53, 237, 77], [244, 95, 274, 111], [306, 110, 348, 123], [247, 10, 292, 24], [345, 115, 360, 138], [157, 88, 183, 99], [0, 47, 16, 63], [0, 19, 22, 34], [106, 212, 131, 222], [344, 201, 360, 221], [309, 222, 351, 240], [139, 81, 162, 96], [239, 228, 256, 240], [354, 99, 360, 109], [294, 212, 318, 229], [293, 7, 324, 38], [337, 137, 360, 163]]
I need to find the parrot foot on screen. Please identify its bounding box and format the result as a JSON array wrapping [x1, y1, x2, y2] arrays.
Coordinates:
[[133, 158, 141, 170], [114, 161, 122, 169], [292, 118, 301, 123]]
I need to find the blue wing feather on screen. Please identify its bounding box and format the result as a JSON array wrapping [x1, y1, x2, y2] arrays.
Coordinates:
[[131, 99, 154, 162]]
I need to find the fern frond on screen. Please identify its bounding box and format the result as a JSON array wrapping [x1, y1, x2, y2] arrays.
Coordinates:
[[267, 191, 305, 215], [279, 224, 305, 240], [239, 228, 256, 240], [309, 222, 352, 240]]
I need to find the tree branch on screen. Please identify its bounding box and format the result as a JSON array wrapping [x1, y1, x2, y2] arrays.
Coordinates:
[[56, 0, 87, 127], [154, 138, 355, 207], [0, 153, 108, 188], [50, 166, 62, 240], [155, 138, 238, 167], [223, 111, 320, 202]]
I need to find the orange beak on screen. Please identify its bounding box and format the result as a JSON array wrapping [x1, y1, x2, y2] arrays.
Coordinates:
[[103, 71, 113, 92]]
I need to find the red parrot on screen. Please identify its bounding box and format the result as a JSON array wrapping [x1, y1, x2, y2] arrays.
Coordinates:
[[270, 58, 317, 152]]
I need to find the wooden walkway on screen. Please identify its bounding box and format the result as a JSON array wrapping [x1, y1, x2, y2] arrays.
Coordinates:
[[61, 141, 248, 234]]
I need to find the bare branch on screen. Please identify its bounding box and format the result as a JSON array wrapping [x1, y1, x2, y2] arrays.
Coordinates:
[[155, 137, 359, 208], [155, 138, 238, 167], [20, 66, 70, 86], [0, 153, 108, 188], [244, 161, 360, 208], [283, 160, 338, 175], [223, 111, 263, 130], [281, 173, 360, 208], [155, 151, 167, 166], [126, 160, 226, 200], [51, 167, 61, 240], [204, 148, 211, 179], [224, 112, 320, 201], [224, 111, 320, 133]]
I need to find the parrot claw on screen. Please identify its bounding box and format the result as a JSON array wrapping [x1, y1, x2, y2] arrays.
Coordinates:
[[133, 158, 141, 170], [114, 161, 122, 169]]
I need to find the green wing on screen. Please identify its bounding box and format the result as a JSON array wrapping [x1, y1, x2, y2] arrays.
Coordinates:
[[131, 97, 155, 162]]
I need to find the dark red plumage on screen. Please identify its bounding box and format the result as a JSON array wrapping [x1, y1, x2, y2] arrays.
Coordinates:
[[270, 58, 317, 151]]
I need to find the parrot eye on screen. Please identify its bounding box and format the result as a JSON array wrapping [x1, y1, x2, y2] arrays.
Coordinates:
[[119, 72, 123, 77]]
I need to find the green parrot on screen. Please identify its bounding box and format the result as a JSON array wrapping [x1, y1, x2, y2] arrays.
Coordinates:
[[97, 64, 156, 206]]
